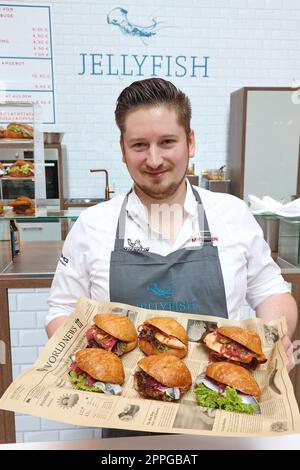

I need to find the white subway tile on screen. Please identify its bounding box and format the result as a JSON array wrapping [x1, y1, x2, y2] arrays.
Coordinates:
[[12, 365, 21, 379], [15, 415, 41, 432], [10, 312, 37, 329], [20, 364, 33, 373], [41, 418, 77, 430], [36, 311, 49, 328], [8, 293, 17, 311], [17, 293, 49, 311], [34, 288, 51, 294], [93, 429, 103, 438], [10, 288, 35, 294], [59, 428, 95, 441], [16, 432, 24, 443], [12, 347, 38, 364], [19, 330, 48, 347], [10, 331, 19, 347], [23, 431, 59, 443]]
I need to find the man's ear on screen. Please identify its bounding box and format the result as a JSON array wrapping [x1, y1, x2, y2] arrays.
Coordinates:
[[120, 137, 126, 163], [188, 129, 195, 159]]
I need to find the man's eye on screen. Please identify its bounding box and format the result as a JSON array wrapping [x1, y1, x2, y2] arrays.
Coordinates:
[[133, 143, 146, 149], [162, 139, 175, 145]]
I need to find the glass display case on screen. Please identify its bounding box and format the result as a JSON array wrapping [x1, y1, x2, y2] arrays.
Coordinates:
[[254, 214, 280, 252], [0, 101, 46, 215], [278, 217, 300, 267], [254, 213, 300, 267]]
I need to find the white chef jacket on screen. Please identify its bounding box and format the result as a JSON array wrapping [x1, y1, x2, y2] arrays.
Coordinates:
[[46, 181, 289, 326]]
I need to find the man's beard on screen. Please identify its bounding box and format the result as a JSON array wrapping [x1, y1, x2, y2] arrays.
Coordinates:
[[134, 172, 186, 201]]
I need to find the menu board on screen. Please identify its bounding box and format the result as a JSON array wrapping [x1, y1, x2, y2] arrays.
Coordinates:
[[0, 3, 55, 124]]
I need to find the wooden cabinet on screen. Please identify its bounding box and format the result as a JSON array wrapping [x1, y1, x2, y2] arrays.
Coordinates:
[[227, 87, 300, 202]]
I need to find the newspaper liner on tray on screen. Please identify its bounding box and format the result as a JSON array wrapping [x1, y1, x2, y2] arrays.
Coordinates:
[[1, 296, 300, 437]]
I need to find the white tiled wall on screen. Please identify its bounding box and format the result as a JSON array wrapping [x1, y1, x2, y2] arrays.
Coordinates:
[[7, 0, 300, 442]]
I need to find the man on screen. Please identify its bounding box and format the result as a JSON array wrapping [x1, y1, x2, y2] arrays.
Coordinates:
[[46, 78, 297, 433]]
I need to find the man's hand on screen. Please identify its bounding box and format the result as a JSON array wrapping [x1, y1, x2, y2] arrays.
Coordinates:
[[46, 315, 68, 338], [281, 335, 295, 372], [256, 293, 298, 339]]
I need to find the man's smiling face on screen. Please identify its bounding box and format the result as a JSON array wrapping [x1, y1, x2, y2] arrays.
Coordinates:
[[120, 105, 195, 202]]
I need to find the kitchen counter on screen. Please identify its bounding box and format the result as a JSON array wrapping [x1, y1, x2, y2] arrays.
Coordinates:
[[0, 433, 300, 450]]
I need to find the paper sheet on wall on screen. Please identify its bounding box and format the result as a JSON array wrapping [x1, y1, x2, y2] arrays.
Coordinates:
[[0, 3, 55, 124]]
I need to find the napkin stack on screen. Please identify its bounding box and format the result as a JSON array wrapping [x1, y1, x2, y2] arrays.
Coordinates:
[[248, 195, 300, 217]]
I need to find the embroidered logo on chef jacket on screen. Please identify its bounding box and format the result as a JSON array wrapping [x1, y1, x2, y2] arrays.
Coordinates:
[[191, 233, 219, 244], [59, 253, 69, 267], [147, 282, 174, 298], [124, 238, 150, 252]]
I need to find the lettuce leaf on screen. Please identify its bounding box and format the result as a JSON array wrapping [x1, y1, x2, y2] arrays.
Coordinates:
[[69, 370, 103, 393], [8, 125, 22, 132], [194, 383, 257, 414], [20, 165, 31, 174]]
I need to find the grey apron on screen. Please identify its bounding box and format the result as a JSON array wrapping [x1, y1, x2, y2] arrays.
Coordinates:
[[102, 186, 228, 438]]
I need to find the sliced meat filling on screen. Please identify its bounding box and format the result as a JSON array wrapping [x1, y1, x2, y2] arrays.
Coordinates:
[[138, 324, 186, 352], [204, 331, 257, 364], [86, 325, 127, 356], [133, 370, 185, 402]]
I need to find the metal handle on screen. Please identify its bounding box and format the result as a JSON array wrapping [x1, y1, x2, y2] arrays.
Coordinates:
[[21, 227, 43, 231], [109, 183, 115, 195]]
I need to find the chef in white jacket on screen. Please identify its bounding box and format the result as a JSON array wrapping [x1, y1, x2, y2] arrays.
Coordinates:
[[46, 78, 297, 436]]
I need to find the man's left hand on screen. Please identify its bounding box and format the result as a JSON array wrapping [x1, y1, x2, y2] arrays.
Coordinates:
[[281, 335, 295, 372]]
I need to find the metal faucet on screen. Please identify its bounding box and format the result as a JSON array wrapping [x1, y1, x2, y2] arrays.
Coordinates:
[[90, 168, 114, 200]]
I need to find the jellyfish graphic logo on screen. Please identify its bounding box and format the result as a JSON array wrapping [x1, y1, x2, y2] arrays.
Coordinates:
[[107, 7, 161, 41], [147, 282, 174, 298]]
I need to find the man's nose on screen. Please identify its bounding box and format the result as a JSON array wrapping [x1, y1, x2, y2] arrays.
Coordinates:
[[146, 146, 164, 168]]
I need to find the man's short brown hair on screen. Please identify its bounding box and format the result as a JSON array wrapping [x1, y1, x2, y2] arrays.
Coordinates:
[[115, 78, 192, 136]]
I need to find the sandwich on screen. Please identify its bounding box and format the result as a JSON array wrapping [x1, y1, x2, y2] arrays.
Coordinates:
[[0, 162, 5, 177], [7, 160, 34, 177], [134, 353, 192, 402], [86, 313, 138, 356], [69, 348, 125, 394], [8, 196, 35, 215], [0, 126, 5, 138], [0, 201, 3, 216], [138, 317, 188, 358], [5, 122, 33, 139], [202, 326, 266, 369], [194, 362, 260, 414]]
